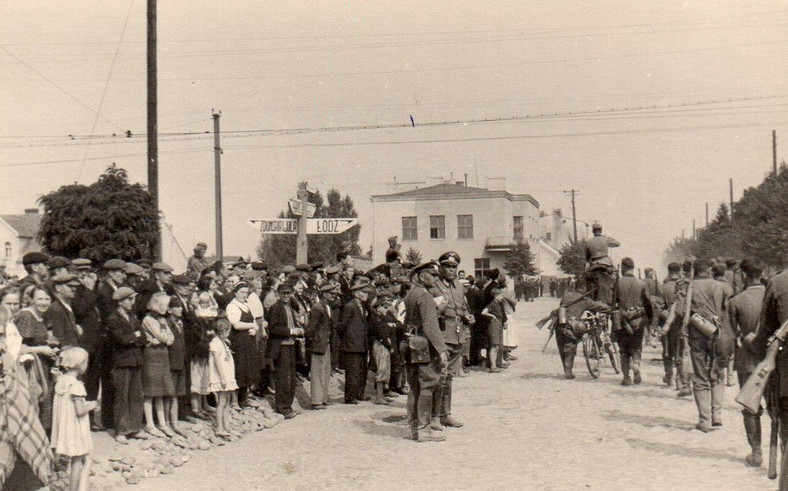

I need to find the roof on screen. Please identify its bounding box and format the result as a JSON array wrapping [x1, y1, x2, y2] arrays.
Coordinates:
[[371, 183, 539, 207], [1, 213, 42, 238]]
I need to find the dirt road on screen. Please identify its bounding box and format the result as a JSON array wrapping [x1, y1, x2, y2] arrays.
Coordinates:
[[128, 297, 774, 490]]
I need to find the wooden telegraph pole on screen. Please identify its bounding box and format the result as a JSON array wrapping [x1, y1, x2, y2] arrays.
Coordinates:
[[147, 0, 160, 260], [774, 130, 778, 176], [296, 183, 309, 264], [213, 111, 223, 260], [564, 189, 579, 243]]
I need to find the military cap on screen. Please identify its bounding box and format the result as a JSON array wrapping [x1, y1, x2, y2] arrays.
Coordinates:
[[324, 266, 340, 275], [309, 261, 323, 270], [621, 257, 635, 268], [112, 286, 137, 301], [151, 262, 173, 272], [296, 263, 311, 272], [22, 252, 49, 265], [413, 261, 440, 276], [282, 265, 296, 274], [50, 272, 80, 286], [72, 258, 92, 270], [251, 261, 267, 271], [194, 242, 208, 250], [667, 262, 681, 273], [277, 283, 294, 293], [234, 258, 248, 268], [103, 259, 127, 270], [171, 274, 191, 285], [124, 263, 145, 276], [351, 281, 369, 291], [48, 256, 71, 270], [319, 283, 340, 293], [438, 251, 461, 266], [592, 223, 602, 231]]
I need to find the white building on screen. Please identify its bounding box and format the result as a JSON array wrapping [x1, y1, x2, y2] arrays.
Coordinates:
[[0, 209, 44, 277], [539, 208, 590, 251], [370, 182, 541, 279]]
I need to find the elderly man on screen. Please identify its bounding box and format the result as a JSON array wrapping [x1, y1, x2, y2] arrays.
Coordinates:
[[339, 283, 371, 404], [266, 283, 304, 419], [96, 258, 127, 429], [306, 283, 340, 409]]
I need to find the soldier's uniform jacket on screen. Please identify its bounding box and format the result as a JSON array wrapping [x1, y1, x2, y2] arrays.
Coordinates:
[[753, 270, 788, 397], [559, 291, 608, 321], [682, 277, 727, 340], [728, 284, 766, 374], [615, 274, 655, 327], [643, 277, 664, 311], [430, 277, 470, 346], [584, 235, 620, 267], [404, 283, 448, 354]]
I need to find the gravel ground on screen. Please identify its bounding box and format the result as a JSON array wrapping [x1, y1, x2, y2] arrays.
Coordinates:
[[98, 296, 777, 490]]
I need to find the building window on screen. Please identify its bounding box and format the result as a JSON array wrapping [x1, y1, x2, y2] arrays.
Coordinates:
[[457, 214, 473, 239], [402, 216, 417, 240], [429, 215, 445, 239], [4, 242, 10, 258], [513, 216, 523, 241], [474, 258, 490, 280]]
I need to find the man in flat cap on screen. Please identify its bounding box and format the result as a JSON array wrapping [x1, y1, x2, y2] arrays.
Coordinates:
[[71, 258, 104, 428], [339, 282, 372, 404], [404, 261, 449, 442], [614, 257, 656, 387], [187, 242, 209, 280], [265, 283, 304, 419], [96, 258, 128, 428], [135, 262, 174, 318], [19, 251, 50, 295], [306, 283, 340, 409], [429, 251, 473, 429], [44, 272, 83, 348]]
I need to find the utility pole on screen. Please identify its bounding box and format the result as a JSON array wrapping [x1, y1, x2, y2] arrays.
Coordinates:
[[729, 178, 734, 214], [213, 111, 223, 260], [563, 189, 579, 243], [147, 0, 160, 260], [774, 130, 778, 176], [705, 202, 709, 227], [296, 182, 309, 264], [692, 219, 696, 240]]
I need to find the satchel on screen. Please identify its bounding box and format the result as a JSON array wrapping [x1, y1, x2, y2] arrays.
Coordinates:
[[408, 334, 431, 364]]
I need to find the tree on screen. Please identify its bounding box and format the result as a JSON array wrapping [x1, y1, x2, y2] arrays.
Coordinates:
[[557, 239, 586, 277], [37, 164, 160, 262], [663, 236, 699, 265], [404, 246, 422, 266], [257, 185, 362, 268], [503, 241, 538, 278]]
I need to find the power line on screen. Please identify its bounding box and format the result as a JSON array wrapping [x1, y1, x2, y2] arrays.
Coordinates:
[[0, 147, 207, 168]]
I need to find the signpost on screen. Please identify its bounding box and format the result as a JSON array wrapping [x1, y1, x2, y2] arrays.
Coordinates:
[[287, 199, 316, 218], [249, 218, 358, 235]]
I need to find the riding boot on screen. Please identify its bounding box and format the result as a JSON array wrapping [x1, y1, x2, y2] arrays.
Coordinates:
[[632, 351, 642, 385], [694, 389, 712, 432], [743, 412, 763, 467], [620, 355, 632, 386], [418, 393, 444, 442], [440, 379, 452, 420], [663, 358, 674, 387], [563, 351, 576, 379], [677, 372, 693, 397], [711, 382, 725, 426]]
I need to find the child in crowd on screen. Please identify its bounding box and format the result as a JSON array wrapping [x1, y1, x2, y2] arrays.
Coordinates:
[[209, 311, 238, 438], [166, 296, 188, 437], [141, 292, 175, 437], [369, 292, 395, 405], [481, 287, 507, 373], [51, 347, 96, 491], [189, 292, 217, 420]]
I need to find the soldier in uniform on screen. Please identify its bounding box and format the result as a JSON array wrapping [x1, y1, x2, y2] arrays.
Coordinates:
[[429, 251, 474, 429], [555, 279, 609, 379], [727, 259, 766, 466], [584, 223, 620, 304], [614, 257, 655, 386], [659, 263, 682, 389], [404, 262, 449, 442]]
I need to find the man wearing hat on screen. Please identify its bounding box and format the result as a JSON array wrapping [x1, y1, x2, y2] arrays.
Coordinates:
[[187, 242, 209, 280], [47, 256, 73, 277], [44, 272, 83, 348], [584, 223, 620, 303], [659, 262, 683, 390], [266, 283, 304, 418], [306, 283, 340, 409], [19, 251, 50, 295], [96, 258, 128, 428], [135, 262, 174, 318], [614, 257, 656, 387], [338, 282, 372, 404], [430, 251, 474, 429], [71, 258, 104, 427], [404, 261, 449, 442]]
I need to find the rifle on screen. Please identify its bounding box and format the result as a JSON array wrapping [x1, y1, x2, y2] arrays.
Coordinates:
[[736, 319, 788, 414], [767, 377, 779, 480], [680, 263, 695, 379], [539, 287, 598, 353]]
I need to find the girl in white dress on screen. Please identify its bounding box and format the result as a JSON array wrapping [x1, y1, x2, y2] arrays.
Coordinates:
[[209, 314, 238, 438], [51, 347, 96, 491]]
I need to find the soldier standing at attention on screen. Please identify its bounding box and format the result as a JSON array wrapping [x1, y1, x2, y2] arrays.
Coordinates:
[[614, 257, 655, 386], [430, 251, 473, 429], [727, 259, 766, 466], [404, 262, 449, 442]]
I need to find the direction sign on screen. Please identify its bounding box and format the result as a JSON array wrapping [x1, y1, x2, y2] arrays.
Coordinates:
[[250, 217, 358, 235], [288, 199, 316, 217]]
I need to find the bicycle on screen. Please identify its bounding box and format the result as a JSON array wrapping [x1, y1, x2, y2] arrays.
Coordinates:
[[578, 311, 621, 378]]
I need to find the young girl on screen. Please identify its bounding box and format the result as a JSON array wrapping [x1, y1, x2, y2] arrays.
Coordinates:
[[189, 291, 216, 419], [166, 296, 187, 437], [51, 347, 96, 491], [208, 311, 238, 438], [141, 292, 175, 437], [482, 287, 507, 373]]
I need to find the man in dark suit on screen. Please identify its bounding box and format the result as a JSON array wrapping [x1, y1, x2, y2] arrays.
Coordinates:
[[135, 262, 174, 318], [338, 283, 370, 404], [72, 259, 104, 428], [306, 284, 339, 409], [266, 283, 304, 419], [96, 258, 127, 429], [44, 272, 82, 348]]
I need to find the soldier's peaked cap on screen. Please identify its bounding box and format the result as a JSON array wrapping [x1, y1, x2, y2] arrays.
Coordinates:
[[413, 261, 440, 275], [592, 223, 602, 230], [438, 251, 461, 265], [621, 257, 635, 268]]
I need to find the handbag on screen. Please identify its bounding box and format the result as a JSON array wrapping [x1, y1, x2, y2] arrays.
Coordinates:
[[407, 334, 430, 364]]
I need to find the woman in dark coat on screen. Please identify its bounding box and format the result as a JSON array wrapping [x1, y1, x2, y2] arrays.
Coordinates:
[[225, 282, 261, 408]]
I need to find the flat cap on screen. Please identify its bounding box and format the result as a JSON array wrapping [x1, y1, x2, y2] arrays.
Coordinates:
[[309, 261, 323, 270], [103, 259, 127, 271], [282, 265, 296, 274], [124, 263, 145, 276], [592, 223, 602, 231], [22, 252, 49, 265], [324, 266, 340, 275], [377, 289, 395, 300], [621, 257, 635, 268], [413, 261, 440, 276], [171, 274, 191, 285], [251, 261, 267, 271], [137, 258, 152, 268], [438, 251, 461, 266], [296, 263, 311, 272], [195, 242, 208, 249], [50, 272, 80, 285], [319, 283, 340, 293], [351, 281, 370, 291], [48, 256, 71, 269], [277, 283, 294, 293], [112, 286, 137, 301], [151, 262, 173, 272], [72, 258, 92, 270]]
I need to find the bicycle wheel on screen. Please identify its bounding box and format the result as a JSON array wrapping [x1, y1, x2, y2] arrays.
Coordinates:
[[582, 333, 601, 379], [600, 332, 621, 374]]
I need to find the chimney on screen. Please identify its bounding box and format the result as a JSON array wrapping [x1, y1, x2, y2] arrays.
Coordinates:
[[24, 208, 39, 215]]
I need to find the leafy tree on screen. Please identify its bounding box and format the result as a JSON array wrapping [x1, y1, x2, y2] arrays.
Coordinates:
[[557, 239, 586, 277], [503, 241, 539, 278], [257, 185, 362, 268], [37, 164, 159, 262], [404, 246, 422, 265], [663, 236, 699, 266]]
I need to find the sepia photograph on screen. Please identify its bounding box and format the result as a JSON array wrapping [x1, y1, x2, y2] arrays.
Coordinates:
[[1, 1, 787, 489]]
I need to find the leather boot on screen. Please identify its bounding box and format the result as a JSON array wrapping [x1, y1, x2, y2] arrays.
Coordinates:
[[440, 380, 453, 421], [663, 359, 674, 387], [711, 382, 725, 426], [743, 413, 763, 467], [677, 373, 693, 397], [620, 355, 632, 386], [440, 415, 464, 428], [632, 351, 642, 385], [694, 389, 712, 432]]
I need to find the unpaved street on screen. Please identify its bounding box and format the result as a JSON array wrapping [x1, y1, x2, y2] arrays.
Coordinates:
[[130, 297, 775, 490]]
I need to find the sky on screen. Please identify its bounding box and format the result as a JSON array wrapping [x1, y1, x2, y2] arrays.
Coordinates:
[[1, 1, 787, 270]]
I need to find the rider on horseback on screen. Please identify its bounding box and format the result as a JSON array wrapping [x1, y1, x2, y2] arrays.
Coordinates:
[[584, 223, 621, 304]]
